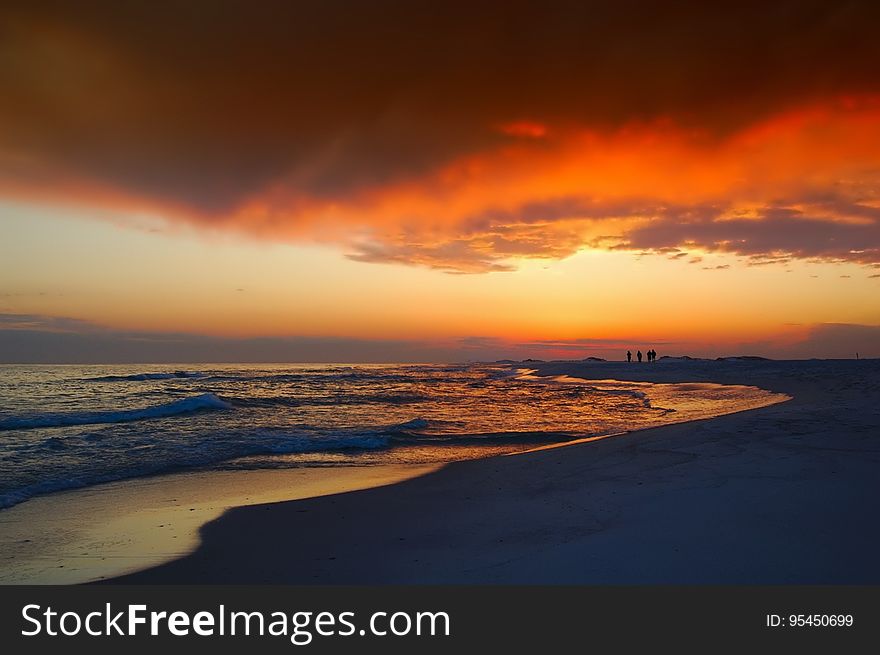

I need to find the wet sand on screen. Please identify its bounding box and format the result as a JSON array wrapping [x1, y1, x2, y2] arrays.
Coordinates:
[[0, 464, 438, 583]]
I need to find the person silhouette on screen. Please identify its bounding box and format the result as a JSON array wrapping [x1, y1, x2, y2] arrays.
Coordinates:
[[627, 350, 632, 363], [637, 350, 643, 363], [652, 349, 658, 362]]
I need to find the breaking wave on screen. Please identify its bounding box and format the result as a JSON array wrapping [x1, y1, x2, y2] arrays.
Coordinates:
[[0, 393, 231, 431]]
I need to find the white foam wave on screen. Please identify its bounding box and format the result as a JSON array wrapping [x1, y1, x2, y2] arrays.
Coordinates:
[[0, 393, 231, 431], [0, 428, 390, 509]]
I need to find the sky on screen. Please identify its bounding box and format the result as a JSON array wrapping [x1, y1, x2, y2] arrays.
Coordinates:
[[1, 0, 879, 362]]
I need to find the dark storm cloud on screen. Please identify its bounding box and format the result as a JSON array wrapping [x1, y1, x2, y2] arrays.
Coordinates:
[[2, 1, 880, 273], [3, 0, 880, 212]]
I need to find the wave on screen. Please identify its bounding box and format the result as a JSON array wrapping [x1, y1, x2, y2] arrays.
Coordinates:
[[0, 419, 577, 509], [88, 371, 206, 382], [387, 417, 431, 432], [0, 393, 231, 431], [227, 392, 430, 409], [0, 406, 609, 510], [0, 428, 390, 509]]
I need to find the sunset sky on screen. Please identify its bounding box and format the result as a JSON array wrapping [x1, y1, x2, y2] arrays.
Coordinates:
[[1, 1, 879, 362]]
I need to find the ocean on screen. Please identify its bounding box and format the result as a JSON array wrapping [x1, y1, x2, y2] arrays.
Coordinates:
[[0, 363, 783, 509]]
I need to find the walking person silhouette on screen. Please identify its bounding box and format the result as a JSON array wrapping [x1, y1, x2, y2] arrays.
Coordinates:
[[627, 350, 632, 363], [637, 350, 643, 363]]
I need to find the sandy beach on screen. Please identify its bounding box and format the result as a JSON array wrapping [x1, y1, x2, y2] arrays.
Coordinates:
[[79, 358, 876, 585], [0, 464, 438, 583]]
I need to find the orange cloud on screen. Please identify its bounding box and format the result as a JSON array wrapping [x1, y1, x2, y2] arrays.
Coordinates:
[[3, 3, 880, 273], [206, 97, 880, 272], [3, 93, 880, 273]]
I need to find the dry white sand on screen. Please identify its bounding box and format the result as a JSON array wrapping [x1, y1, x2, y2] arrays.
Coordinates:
[[105, 358, 879, 584]]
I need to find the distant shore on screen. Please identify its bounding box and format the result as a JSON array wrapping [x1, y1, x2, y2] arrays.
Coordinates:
[[97, 358, 879, 584]]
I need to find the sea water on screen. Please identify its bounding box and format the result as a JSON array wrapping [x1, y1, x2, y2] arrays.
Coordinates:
[[0, 363, 784, 508]]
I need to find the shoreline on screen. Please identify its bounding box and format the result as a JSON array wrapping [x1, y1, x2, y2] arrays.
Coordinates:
[[108, 359, 879, 584], [0, 464, 439, 584], [0, 403, 755, 585], [0, 365, 784, 585], [2, 359, 877, 584]]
